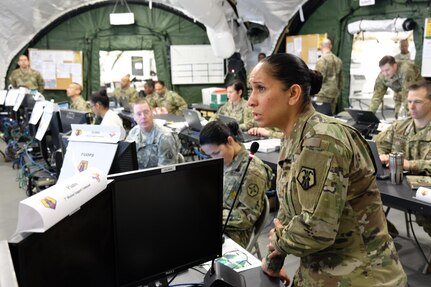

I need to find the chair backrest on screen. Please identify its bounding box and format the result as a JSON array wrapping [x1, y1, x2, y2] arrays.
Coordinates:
[[246, 194, 270, 252], [312, 101, 333, 116]]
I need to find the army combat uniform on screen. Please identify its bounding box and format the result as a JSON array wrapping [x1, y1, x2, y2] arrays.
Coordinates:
[[9, 68, 45, 93], [314, 51, 343, 114], [223, 145, 272, 248], [148, 90, 187, 116], [70, 95, 91, 113], [394, 52, 412, 62], [271, 106, 407, 286], [369, 61, 422, 115], [212, 98, 255, 131], [375, 117, 431, 236], [113, 86, 139, 104], [126, 123, 180, 169]]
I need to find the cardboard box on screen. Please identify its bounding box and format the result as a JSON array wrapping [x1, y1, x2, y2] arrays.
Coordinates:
[[211, 89, 228, 105], [201, 87, 222, 105]]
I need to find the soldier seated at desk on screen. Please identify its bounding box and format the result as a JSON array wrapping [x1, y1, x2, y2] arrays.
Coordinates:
[[375, 79, 431, 239]]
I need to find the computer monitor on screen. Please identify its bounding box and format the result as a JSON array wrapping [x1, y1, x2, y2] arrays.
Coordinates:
[[57, 101, 70, 109], [59, 108, 90, 133], [108, 140, 138, 175], [108, 158, 224, 287], [8, 184, 116, 287], [39, 111, 63, 167]]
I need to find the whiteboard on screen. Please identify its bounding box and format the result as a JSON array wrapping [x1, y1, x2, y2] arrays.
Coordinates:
[[29, 48, 83, 90], [421, 18, 431, 77], [170, 45, 224, 84]]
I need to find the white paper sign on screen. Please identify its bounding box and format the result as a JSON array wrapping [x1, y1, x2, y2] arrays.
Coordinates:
[[29, 100, 46, 125], [0, 90, 7, 105], [4, 89, 19, 106], [12, 87, 30, 111], [69, 124, 124, 143], [415, 187, 431, 204], [58, 141, 118, 182], [14, 167, 107, 234], [34, 110, 53, 141]]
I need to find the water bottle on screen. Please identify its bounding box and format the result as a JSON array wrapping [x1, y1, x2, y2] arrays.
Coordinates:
[[398, 105, 408, 119], [389, 152, 404, 184]]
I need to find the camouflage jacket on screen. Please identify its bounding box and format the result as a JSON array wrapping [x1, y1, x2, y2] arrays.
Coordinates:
[[375, 117, 431, 175], [149, 90, 187, 116], [113, 86, 139, 103], [223, 146, 272, 248], [9, 68, 45, 93], [126, 123, 180, 169], [314, 51, 343, 100], [272, 106, 407, 286], [394, 52, 412, 62], [70, 96, 91, 113], [370, 61, 422, 112], [145, 92, 157, 108], [212, 98, 255, 131]]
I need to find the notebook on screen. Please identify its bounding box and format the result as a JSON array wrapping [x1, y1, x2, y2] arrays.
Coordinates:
[[218, 114, 264, 143], [183, 109, 204, 132], [346, 109, 380, 138], [366, 139, 390, 179]]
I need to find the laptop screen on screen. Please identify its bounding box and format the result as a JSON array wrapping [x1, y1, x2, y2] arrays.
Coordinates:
[[183, 109, 203, 131]]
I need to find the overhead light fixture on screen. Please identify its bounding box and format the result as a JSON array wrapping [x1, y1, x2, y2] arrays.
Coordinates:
[[110, 0, 135, 25]]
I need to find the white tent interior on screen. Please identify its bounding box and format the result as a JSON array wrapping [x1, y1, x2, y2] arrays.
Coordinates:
[[0, 0, 308, 89]]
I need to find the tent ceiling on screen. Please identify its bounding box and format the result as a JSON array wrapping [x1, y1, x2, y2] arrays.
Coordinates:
[[0, 0, 308, 88]]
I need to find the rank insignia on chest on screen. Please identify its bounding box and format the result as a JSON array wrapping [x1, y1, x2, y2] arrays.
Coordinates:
[[297, 167, 316, 190]]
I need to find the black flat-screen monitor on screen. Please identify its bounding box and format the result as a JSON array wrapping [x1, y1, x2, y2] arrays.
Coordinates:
[[108, 158, 224, 287], [109, 140, 139, 175], [8, 184, 116, 287], [59, 108, 90, 133], [40, 111, 63, 167]]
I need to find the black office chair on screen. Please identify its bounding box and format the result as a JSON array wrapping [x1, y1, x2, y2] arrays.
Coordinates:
[[312, 101, 333, 116]]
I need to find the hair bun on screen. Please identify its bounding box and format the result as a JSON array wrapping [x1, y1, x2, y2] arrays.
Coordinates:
[[226, 121, 240, 137], [309, 70, 323, 96]]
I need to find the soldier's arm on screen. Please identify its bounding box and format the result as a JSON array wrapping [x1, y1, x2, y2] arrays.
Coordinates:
[[400, 66, 421, 101], [223, 168, 268, 230], [239, 106, 255, 131], [315, 58, 326, 79], [9, 72, 17, 88], [37, 72, 45, 93], [157, 133, 179, 166], [130, 89, 139, 103], [272, 137, 350, 257], [374, 125, 395, 155], [369, 75, 388, 113]]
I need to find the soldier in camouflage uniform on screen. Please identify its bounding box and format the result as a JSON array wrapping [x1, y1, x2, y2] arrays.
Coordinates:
[[113, 74, 139, 104], [67, 82, 91, 113], [126, 99, 180, 169], [369, 55, 422, 117], [200, 120, 272, 248], [143, 80, 157, 106], [375, 79, 431, 237], [394, 39, 412, 63], [314, 39, 343, 114], [210, 80, 255, 131], [248, 53, 407, 286], [9, 55, 45, 93], [152, 80, 187, 116]]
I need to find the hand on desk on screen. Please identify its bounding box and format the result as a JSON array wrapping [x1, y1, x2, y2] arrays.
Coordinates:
[[261, 218, 290, 286], [248, 127, 270, 137], [153, 107, 168, 115], [380, 154, 411, 171]]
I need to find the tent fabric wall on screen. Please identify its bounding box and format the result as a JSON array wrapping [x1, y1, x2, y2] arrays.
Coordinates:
[[293, 0, 429, 113], [6, 3, 211, 103]]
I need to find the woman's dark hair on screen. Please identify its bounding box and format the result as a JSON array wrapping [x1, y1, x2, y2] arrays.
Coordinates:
[[90, 88, 109, 108], [261, 53, 322, 106], [200, 120, 241, 146], [228, 80, 245, 98]]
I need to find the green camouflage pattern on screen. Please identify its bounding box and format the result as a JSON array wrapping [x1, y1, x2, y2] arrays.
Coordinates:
[[375, 117, 431, 237], [212, 98, 255, 131], [148, 90, 187, 116], [375, 117, 431, 175], [70, 96, 91, 113], [9, 68, 45, 93], [144, 92, 157, 107], [370, 61, 422, 114], [113, 86, 139, 103], [126, 123, 180, 169], [314, 51, 343, 114], [394, 52, 412, 62], [223, 145, 272, 248], [266, 127, 283, 139], [271, 106, 407, 286]]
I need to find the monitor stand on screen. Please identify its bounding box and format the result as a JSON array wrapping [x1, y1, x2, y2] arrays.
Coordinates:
[[146, 276, 168, 287], [203, 260, 246, 287]]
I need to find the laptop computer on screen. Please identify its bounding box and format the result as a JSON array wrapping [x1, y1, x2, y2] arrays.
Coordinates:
[[345, 108, 380, 138], [119, 97, 132, 113], [366, 139, 390, 179], [183, 109, 204, 132], [218, 114, 264, 143]]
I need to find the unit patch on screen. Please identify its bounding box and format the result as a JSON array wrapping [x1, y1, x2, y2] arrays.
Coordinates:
[[247, 184, 259, 197], [297, 167, 316, 190]]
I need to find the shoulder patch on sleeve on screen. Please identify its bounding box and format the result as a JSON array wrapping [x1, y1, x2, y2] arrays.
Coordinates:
[[247, 183, 259, 197], [296, 167, 316, 190]]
